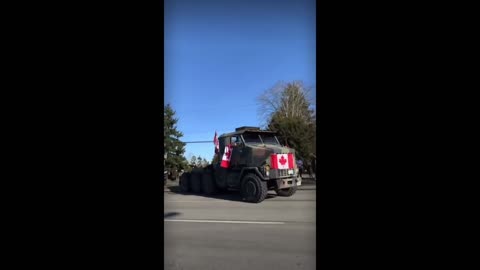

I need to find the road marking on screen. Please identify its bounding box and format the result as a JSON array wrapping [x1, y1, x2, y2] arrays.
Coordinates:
[[164, 201, 212, 202], [164, 219, 285, 225], [165, 201, 228, 203]]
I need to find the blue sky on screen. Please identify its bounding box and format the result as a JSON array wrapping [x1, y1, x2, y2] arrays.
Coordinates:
[[165, 0, 316, 162]]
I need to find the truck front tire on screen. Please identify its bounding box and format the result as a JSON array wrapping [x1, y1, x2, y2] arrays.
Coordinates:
[[241, 173, 268, 203], [276, 186, 297, 197]]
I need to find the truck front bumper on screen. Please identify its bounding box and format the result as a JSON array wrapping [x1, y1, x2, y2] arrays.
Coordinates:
[[276, 176, 302, 189]]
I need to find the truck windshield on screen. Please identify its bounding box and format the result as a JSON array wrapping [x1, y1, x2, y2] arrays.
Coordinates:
[[242, 133, 262, 144], [261, 134, 280, 145], [242, 132, 280, 145]]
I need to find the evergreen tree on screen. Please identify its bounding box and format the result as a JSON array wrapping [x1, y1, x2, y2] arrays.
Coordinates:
[[164, 104, 188, 171]]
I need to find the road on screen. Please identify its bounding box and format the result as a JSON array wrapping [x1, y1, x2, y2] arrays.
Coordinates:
[[164, 187, 316, 270]]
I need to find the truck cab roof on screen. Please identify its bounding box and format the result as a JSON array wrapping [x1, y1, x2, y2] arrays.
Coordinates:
[[219, 127, 277, 138]]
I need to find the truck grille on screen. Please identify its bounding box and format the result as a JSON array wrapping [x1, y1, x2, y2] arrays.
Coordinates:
[[278, 169, 288, 177], [269, 169, 290, 179]]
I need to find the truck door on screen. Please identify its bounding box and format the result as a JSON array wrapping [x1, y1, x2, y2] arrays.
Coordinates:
[[229, 135, 243, 168], [214, 136, 230, 189]]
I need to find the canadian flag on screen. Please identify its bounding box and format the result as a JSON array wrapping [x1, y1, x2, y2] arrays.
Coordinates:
[[220, 144, 233, 168], [213, 131, 219, 154], [271, 153, 295, 169]]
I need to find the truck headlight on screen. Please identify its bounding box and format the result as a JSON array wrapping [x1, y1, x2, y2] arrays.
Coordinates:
[[265, 165, 270, 176]]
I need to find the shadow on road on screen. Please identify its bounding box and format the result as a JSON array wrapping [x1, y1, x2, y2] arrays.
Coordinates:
[[164, 212, 181, 218], [166, 186, 278, 203]]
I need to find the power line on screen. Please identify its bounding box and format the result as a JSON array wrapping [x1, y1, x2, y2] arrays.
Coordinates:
[[182, 141, 212, 144], [174, 104, 258, 114]]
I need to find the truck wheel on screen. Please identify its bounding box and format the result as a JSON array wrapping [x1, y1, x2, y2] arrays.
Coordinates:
[[190, 172, 202, 194], [241, 173, 268, 203], [276, 186, 297, 197], [179, 172, 190, 192], [202, 171, 217, 195]]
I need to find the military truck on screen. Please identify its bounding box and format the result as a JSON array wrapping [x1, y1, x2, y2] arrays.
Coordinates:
[[179, 127, 301, 203]]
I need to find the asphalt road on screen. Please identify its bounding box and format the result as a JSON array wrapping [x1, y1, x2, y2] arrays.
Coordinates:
[[164, 188, 316, 270]]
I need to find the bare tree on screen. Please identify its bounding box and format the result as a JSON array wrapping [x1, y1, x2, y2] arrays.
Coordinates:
[[256, 81, 316, 165], [190, 155, 197, 167], [196, 156, 203, 167], [202, 158, 209, 167], [257, 81, 315, 127]]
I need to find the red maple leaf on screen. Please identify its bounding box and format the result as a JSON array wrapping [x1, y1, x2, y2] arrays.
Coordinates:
[[225, 147, 231, 159], [279, 155, 287, 165]]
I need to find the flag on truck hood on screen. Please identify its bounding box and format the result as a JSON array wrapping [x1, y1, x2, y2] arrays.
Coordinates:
[[271, 153, 295, 169], [213, 131, 219, 153]]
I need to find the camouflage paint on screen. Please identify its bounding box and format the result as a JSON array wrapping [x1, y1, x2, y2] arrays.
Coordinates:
[[215, 128, 299, 189]]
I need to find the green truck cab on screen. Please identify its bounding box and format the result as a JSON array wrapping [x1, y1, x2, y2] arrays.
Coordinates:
[[180, 127, 301, 203]]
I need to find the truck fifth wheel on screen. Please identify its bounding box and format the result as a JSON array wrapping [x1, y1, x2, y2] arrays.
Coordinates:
[[179, 127, 302, 203]]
